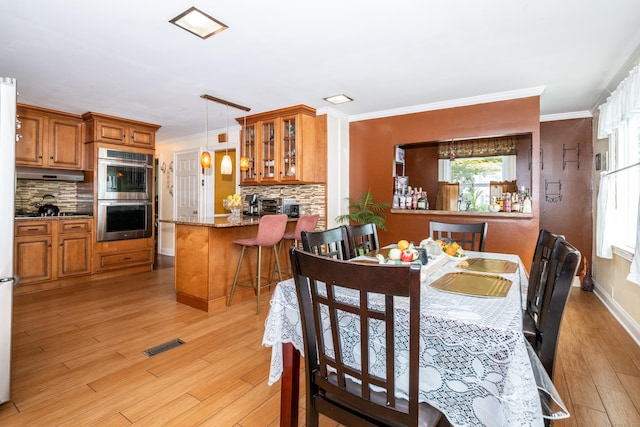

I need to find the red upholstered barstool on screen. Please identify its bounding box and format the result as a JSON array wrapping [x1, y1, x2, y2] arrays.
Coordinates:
[[272, 214, 320, 279], [228, 214, 288, 314]]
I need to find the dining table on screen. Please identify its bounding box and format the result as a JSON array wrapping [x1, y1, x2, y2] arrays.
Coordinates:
[[262, 249, 569, 427]]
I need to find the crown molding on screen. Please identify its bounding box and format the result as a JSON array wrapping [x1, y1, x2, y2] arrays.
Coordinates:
[[348, 86, 547, 123], [540, 111, 593, 122]]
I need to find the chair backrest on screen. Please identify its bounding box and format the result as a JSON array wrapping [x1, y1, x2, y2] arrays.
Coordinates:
[[344, 223, 379, 259], [301, 226, 350, 260], [533, 238, 581, 377], [292, 214, 320, 240], [429, 220, 488, 251], [526, 229, 563, 320], [255, 214, 288, 246], [289, 247, 424, 426]]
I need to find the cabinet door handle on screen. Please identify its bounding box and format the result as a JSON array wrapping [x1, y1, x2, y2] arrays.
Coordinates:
[[48, 243, 52, 247], [70, 225, 81, 229], [59, 243, 64, 247], [26, 227, 40, 231], [38, 155, 43, 159], [123, 257, 131, 260]]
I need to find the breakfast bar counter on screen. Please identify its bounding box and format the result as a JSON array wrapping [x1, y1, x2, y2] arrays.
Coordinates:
[[160, 216, 297, 312]]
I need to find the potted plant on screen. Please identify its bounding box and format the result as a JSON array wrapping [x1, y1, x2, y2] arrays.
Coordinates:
[[335, 190, 390, 231]]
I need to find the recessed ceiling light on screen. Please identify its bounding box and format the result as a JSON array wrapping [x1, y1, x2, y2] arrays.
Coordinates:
[[169, 7, 228, 39], [324, 94, 354, 105]]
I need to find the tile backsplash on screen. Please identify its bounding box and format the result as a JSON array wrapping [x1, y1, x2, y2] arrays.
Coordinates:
[[15, 180, 92, 214], [241, 184, 326, 229]]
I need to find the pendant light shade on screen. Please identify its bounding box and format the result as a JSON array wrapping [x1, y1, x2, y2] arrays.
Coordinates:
[[239, 156, 249, 171], [200, 151, 212, 169], [201, 98, 211, 170], [220, 104, 232, 175], [221, 154, 232, 174]]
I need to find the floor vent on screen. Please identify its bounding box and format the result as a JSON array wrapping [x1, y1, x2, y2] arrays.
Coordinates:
[[143, 338, 185, 357]]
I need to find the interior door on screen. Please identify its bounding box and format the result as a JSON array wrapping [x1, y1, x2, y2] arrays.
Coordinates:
[[175, 151, 199, 221]]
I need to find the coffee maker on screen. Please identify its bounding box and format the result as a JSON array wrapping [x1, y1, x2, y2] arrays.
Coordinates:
[[244, 194, 260, 216]]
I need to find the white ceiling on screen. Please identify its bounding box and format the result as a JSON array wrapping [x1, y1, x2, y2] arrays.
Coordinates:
[[2, 0, 640, 142]]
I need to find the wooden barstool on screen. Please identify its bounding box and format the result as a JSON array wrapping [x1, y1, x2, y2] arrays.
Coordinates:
[[228, 214, 288, 314], [272, 214, 319, 279]]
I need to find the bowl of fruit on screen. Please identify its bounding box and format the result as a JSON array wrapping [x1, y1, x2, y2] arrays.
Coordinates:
[[436, 240, 467, 261], [386, 239, 423, 264], [223, 193, 243, 219]]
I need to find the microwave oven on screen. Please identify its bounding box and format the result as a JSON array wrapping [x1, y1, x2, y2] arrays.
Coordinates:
[[97, 147, 153, 200]]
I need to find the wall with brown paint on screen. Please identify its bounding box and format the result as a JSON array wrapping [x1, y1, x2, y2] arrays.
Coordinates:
[[349, 97, 541, 267], [539, 118, 593, 267]]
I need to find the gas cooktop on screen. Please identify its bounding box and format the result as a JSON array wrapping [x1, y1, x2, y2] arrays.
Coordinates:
[[15, 212, 93, 218]]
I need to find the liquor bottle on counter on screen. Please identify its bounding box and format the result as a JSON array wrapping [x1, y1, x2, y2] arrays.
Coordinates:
[[417, 191, 427, 210], [411, 188, 419, 210]]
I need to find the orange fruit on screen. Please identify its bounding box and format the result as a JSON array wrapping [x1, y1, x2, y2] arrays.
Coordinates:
[[451, 242, 460, 250], [445, 246, 457, 256], [397, 240, 410, 250]]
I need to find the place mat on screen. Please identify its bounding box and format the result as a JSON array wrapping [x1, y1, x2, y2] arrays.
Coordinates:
[[457, 258, 518, 274], [429, 272, 512, 297]]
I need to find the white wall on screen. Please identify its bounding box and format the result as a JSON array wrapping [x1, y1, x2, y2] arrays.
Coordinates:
[[155, 125, 240, 256]]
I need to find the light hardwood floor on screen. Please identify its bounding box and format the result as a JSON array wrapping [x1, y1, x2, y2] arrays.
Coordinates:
[[0, 264, 639, 426]]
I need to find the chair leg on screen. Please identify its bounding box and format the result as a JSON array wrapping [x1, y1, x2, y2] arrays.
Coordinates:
[[273, 245, 282, 284], [228, 245, 247, 307], [270, 240, 284, 282]]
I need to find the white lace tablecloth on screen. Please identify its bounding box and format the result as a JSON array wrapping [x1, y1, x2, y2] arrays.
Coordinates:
[[262, 251, 563, 427]]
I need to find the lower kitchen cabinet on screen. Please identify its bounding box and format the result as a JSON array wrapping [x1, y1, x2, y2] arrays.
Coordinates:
[[14, 218, 92, 287]]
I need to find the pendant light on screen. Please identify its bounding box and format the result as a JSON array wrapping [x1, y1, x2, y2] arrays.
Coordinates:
[[239, 114, 249, 171], [200, 98, 212, 171], [220, 103, 232, 175]]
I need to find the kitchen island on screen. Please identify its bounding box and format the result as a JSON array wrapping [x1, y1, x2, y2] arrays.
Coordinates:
[[161, 215, 297, 312]]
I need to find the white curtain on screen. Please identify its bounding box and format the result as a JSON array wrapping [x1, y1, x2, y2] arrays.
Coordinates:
[[502, 155, 517, 181], [627, 195, 640, 285], [598, 63, 640, 138], [596, 173, 615, 259]]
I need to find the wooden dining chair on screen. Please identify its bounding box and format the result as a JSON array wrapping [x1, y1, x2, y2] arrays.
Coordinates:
[[344, 223, 379, 259], [429, 220, 488, 251], [527, 238, 581, 377], [301, 226, 350, 260], [289, 248, 444, 427], [523, 229, 563, 342]]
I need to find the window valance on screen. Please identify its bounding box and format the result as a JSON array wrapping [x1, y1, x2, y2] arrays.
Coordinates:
[[598, 62, 640, 138], [438, 136, 517, 160]]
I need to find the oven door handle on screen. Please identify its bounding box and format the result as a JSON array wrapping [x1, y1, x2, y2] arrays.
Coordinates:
[[98, 159, 153, 169], [98, 200, 152, 206]]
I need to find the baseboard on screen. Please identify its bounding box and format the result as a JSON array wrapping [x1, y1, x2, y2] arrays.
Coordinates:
[[592, 279, 640, 347]]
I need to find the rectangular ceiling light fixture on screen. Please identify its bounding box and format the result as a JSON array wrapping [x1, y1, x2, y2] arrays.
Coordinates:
[[324, 94, 354, 105], [170, 6, 228, 39]]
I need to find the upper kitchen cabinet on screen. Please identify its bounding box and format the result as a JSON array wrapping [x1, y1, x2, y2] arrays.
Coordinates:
[[238, 105, 326, 185], [16, 104, 84, 170], [82, 112, 160, 148]]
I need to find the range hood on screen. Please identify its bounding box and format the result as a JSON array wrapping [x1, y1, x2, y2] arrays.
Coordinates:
[[16, 166, 85, 182]]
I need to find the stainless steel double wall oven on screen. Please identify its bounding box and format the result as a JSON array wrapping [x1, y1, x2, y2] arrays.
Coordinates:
[[97, 147, 153, 242]]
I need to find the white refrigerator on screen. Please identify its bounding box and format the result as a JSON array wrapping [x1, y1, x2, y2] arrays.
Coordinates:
[[0, 77, 17, 405]]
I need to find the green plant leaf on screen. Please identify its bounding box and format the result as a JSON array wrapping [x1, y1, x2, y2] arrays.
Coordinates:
[[335, 190, 390, 231]]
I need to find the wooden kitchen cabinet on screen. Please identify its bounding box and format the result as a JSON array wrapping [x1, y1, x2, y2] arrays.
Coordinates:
[[14, 222, 53, 285], [57, 219, 92, 278], [83, 112, 160, 148], [16, 104, 84, 170], [14, 218, 92, 287], [238, 105, 326, 184]]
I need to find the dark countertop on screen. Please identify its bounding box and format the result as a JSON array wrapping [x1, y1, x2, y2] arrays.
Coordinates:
[[160, 215, 297, 228], [15, 214, 93, 221]]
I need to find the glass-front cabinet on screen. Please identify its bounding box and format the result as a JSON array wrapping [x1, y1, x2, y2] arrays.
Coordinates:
[[238, 105, 325, 185], [260, 121, 277, 183], [240, 123, 257, 183], [280, 116, 298, 181]]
